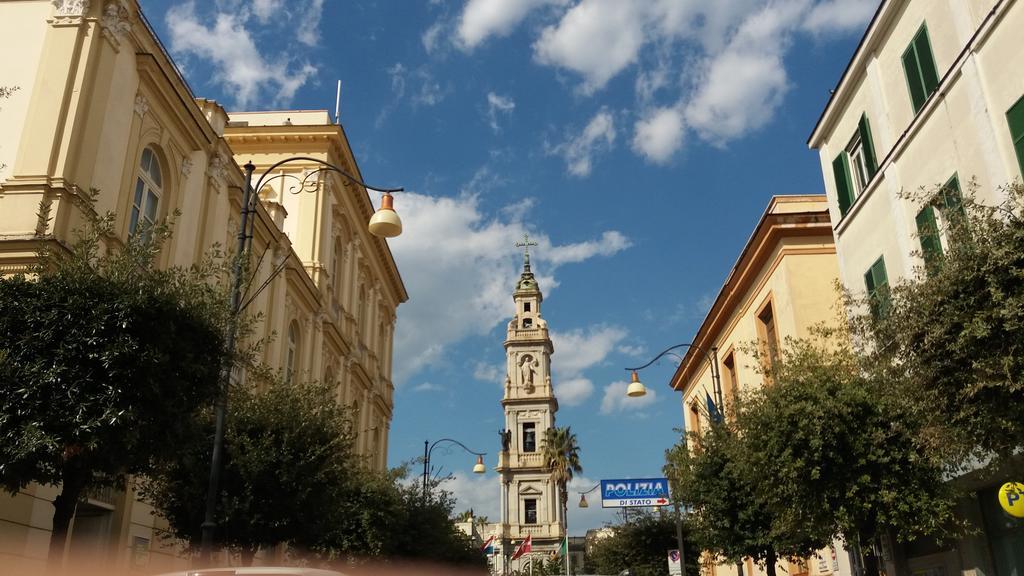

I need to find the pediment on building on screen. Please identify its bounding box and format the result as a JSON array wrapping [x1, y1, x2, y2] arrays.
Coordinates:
[[518, 484, 544, 496]]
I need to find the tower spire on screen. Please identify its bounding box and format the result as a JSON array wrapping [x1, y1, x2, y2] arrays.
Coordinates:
[[514, 233, 540, 294]]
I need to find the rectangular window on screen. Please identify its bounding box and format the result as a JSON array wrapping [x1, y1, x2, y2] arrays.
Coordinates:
[[722, 352, 739, 414], [916, 204, 943, 272], [903, 23, 940, 113], [522, 422, 536, 452], [864, 256, 891, 319], [524, 302, 531, 312], [524, 499, 538, 524], [757, 303, 780, 370], [688, 402, 702, 437], [917, 174, 965, 274], [1007, 95, 1024, 177], [832, 114, 878, 216]]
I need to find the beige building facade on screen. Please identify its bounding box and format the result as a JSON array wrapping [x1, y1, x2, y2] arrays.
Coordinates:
[[809, 1, 1023, 574], [669, 196, 850, 576], [0, 0, 405, 572]]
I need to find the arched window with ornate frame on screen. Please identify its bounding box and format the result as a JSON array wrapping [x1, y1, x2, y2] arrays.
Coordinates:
[[130, 146, 163, 236]]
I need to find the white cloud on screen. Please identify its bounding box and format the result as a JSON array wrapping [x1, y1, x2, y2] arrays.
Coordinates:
[[600, 381, 657, 414], [473, 362, 504, 385], [632, 106, 685, 164], [549, 108, 616, 177], [435, 0, 870, 154], [457, 0, 568, 50], [422, 21, 445, 54], [442, 471, 502, 521], [413, 381, 445, 393], [684, 1, 804, 145], [533, 0, 646, 93], [165, 1, 317, 109], [551, 326, 628, 377], [546, 231, 631, 265], [803, 0, 877, 34], [555, 377, 595, 407], [486, 92, 516, 132], [387, 186, 630, 385]]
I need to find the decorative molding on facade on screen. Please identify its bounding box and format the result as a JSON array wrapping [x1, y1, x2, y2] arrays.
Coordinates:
[[52, 0, 89, 17], [206, 154, 226, 183], [180, 156, 193, 179], [99, 1, 132, 49], [133, 93, 149, 118]]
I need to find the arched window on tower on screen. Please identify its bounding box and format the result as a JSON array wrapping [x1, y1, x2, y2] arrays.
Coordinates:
[[130, 146, 163, 236]]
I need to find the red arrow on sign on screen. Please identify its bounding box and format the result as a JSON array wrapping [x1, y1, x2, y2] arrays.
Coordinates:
[[656, 498, 668, 504]]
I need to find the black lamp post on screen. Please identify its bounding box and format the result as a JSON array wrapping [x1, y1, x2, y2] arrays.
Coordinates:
[[199, 156, 404, 562], [625, 343, 723, 576], [422, 438, 487, 503]]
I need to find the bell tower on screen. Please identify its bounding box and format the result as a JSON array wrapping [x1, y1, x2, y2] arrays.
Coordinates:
[[497, 235, 563, 571]]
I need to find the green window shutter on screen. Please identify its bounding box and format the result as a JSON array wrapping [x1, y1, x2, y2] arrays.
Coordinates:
[[864, 257, 891, 318], [915, 27, 940, 95], [903, 23, 940, 113], [832, 152, 855, 216], [916, 205, 943, 272], [858, 114, 879, 178], [903, 46, 927, 112], [941, 174, 965, 220], [1008, 95, 1024, 177]]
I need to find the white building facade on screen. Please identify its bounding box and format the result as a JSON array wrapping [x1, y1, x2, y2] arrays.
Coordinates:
[[808, 1, 1024, 575]]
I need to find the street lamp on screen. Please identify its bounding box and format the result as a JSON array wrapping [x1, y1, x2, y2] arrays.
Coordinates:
[[624, 343, 722, 414], [626, 343, 724, 576], [422, 438, 487, 502], [200, 156, 404, 562], [577, 483, 600, 508]]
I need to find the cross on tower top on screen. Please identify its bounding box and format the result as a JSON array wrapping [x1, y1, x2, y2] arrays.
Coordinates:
[[515, 233, 538, 257]]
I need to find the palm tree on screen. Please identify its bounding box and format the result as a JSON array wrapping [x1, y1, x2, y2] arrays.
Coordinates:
[[541, 426, 582, 573]]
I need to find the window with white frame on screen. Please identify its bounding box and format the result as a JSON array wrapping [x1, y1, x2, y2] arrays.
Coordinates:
[[846, 131, 870, 194], [130, 147, 162, 235]]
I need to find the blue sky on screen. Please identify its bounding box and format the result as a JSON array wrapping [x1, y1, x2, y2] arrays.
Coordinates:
[[140, 0, 875, 535]]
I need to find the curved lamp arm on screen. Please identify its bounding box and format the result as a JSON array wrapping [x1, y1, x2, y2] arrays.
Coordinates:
[[250, 156, 403, 199], [624, 343, 713, 372], [422, 438, 487, 503], [624, 343, 722, 412]]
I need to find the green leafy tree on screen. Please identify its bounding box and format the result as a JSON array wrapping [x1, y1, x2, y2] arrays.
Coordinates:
[[541, 425, 582, 558], [740, 337, 959, 571], [851, 181, 1024, 466], [0, 202, 229, 563], [665, 423, 809, 576], [587, 510, 698, 576], [141, 378, 359, 563]]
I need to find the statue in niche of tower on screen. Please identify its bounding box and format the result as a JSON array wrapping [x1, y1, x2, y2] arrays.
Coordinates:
[[519, 354, 538, 393]]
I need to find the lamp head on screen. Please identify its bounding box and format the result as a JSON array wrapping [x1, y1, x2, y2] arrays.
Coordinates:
[[626, 370, 646, 397], [473, 455, 486, 474], [578, 494, 589, 508], [368, 192, 402, 237]]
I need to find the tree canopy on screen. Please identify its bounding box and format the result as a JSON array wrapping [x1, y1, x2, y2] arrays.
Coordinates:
[[0, 204, 230, 562], [852, 181, 1024, 465], [587, 509, 698, 576]]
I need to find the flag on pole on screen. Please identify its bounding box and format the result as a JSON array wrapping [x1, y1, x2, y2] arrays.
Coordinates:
[[511, 535, 532, 560], [559, 535, 568, 557], [480, 534, 496, 553], [706, 392, 723, 423]]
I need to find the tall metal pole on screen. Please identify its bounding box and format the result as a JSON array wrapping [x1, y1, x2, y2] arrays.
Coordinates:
[[422, 439, 429, 503], [200, 162, 255, 563], [674, 501, 687, 576]]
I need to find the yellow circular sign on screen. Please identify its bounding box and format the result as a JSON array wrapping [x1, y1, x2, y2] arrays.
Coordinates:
[[998, 482, 1024, 518]]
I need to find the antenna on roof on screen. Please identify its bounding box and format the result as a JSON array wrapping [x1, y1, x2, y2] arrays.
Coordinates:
[[334, 80, 341, 124]]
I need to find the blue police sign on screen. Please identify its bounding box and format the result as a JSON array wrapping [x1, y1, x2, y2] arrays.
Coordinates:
[[600, 478, 671, 508]]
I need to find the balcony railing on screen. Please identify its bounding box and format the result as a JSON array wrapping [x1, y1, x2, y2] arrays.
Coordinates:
[[515, 452, 544, 468]]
